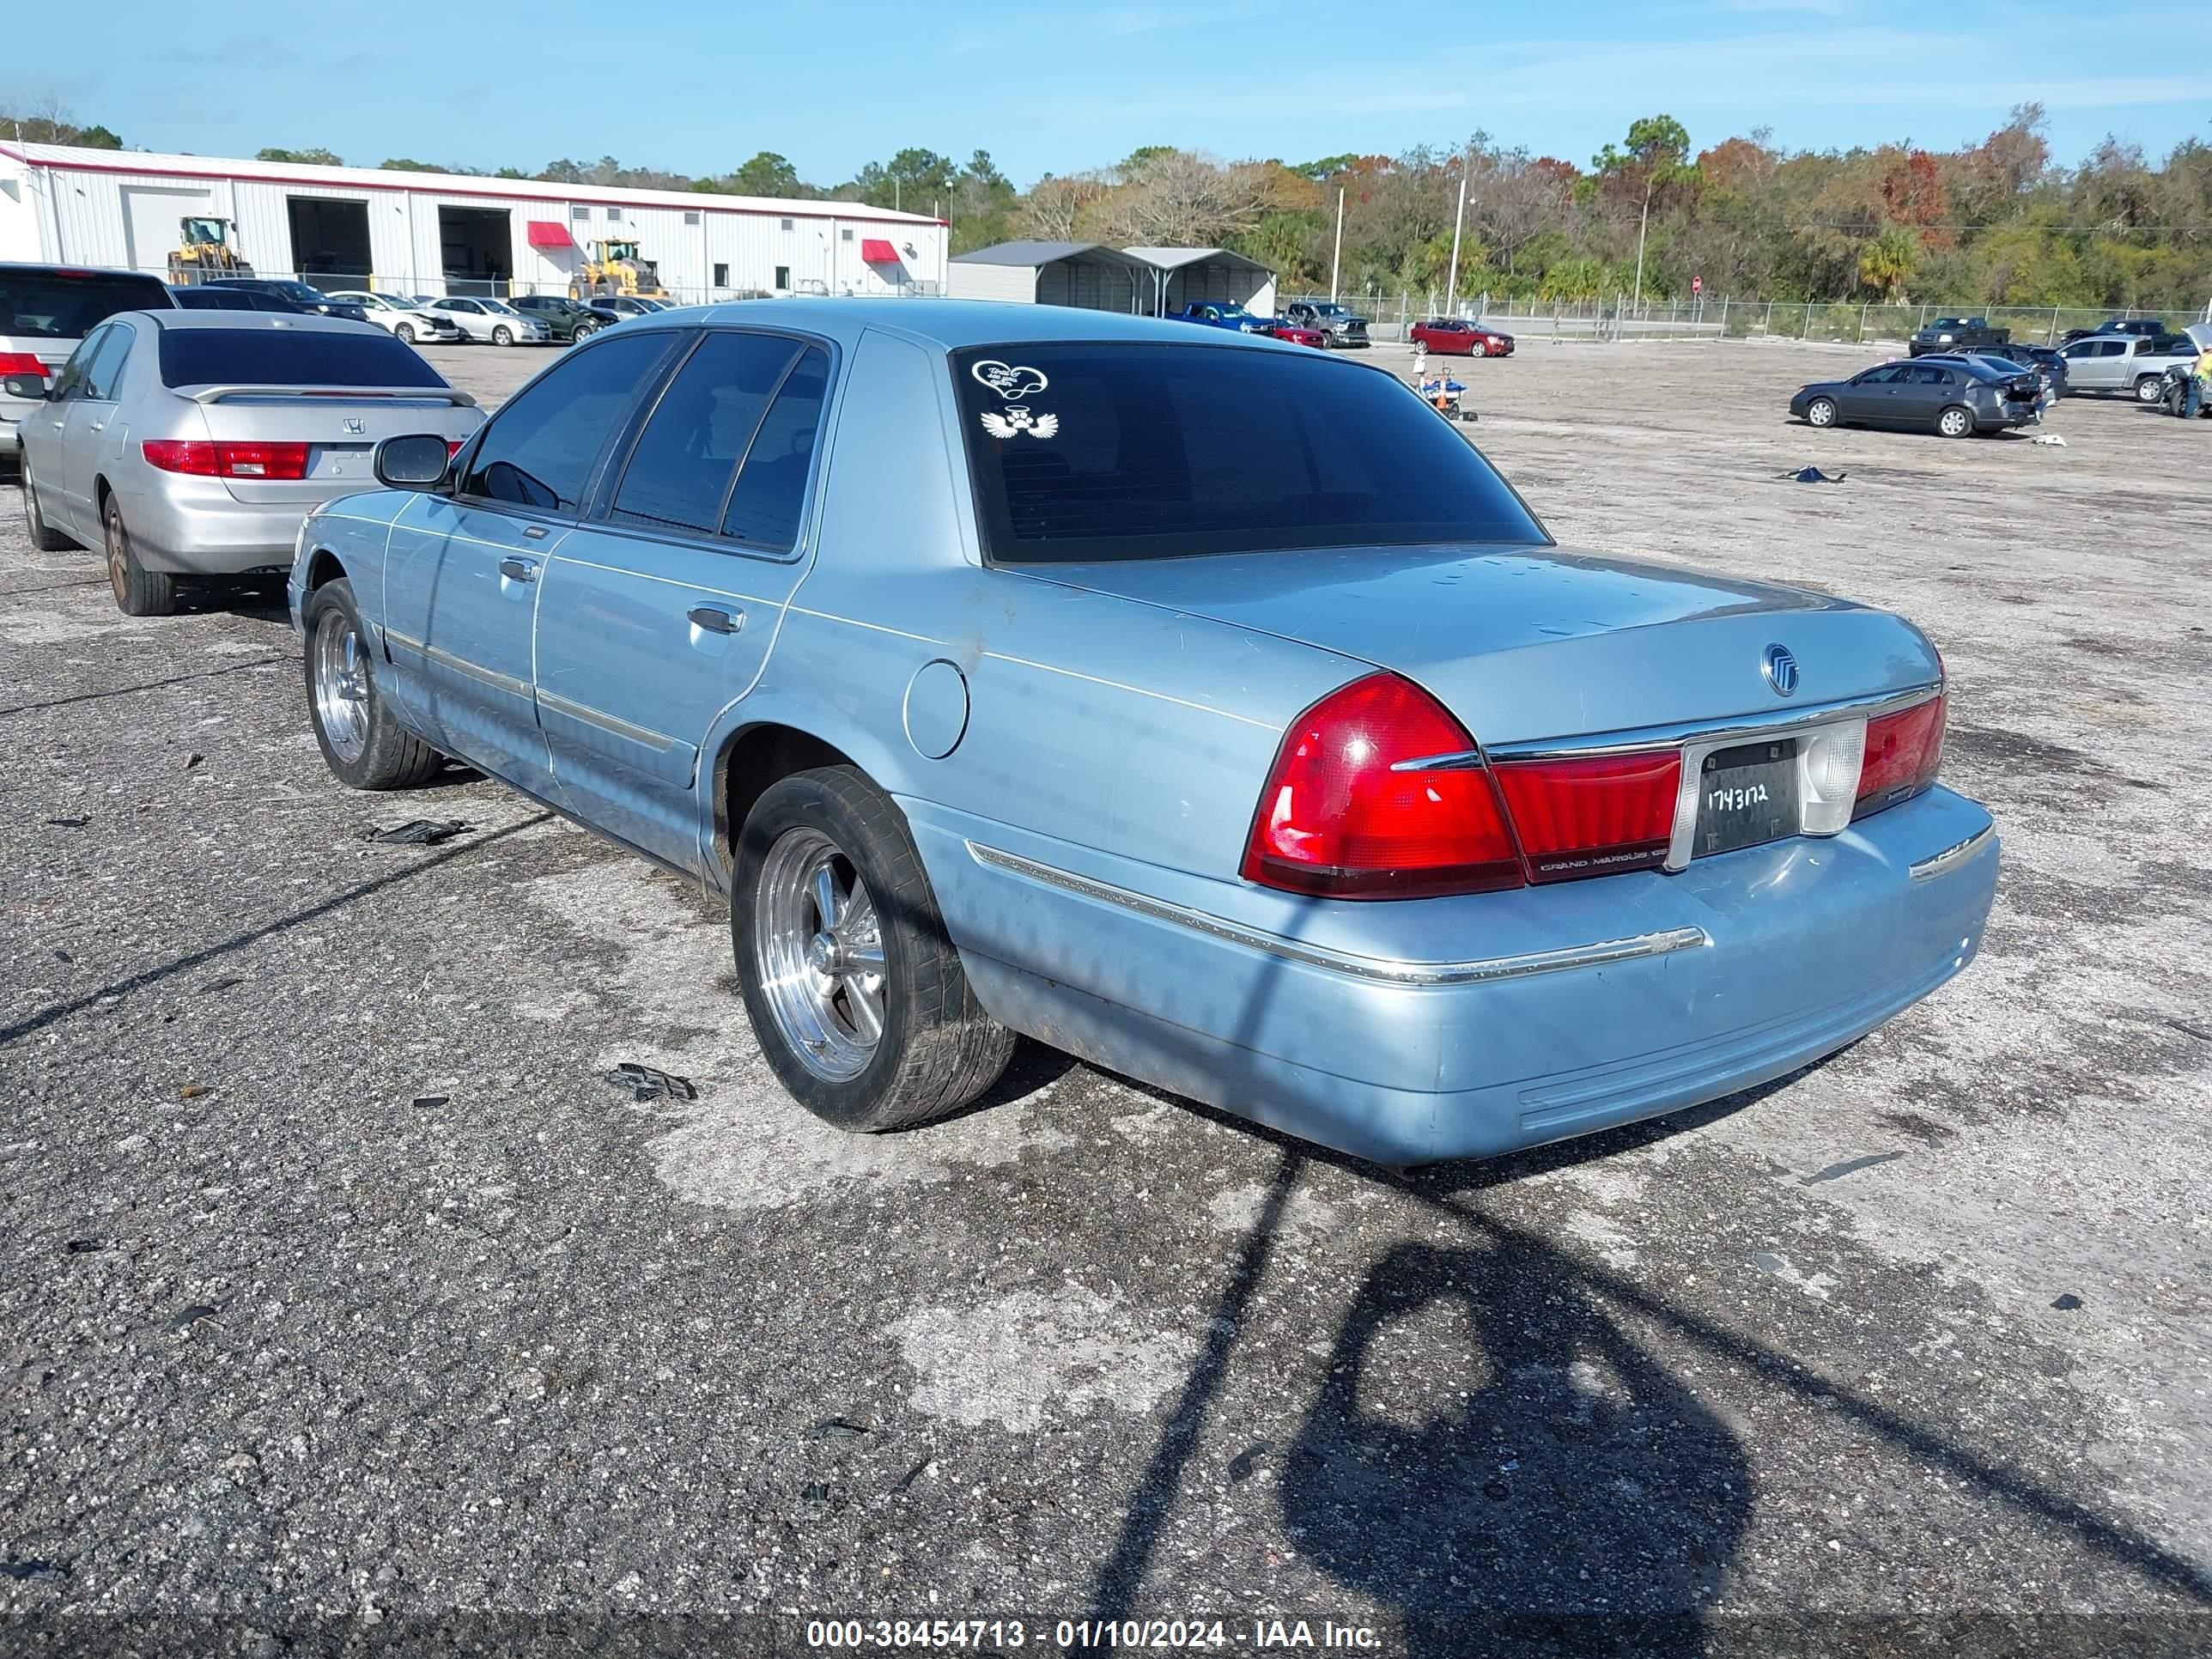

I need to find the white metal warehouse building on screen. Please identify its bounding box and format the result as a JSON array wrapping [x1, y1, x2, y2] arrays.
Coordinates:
[[0, 142, 949, 303]]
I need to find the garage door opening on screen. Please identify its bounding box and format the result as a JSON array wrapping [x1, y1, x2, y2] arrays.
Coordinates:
[[439, 206, 513, 296], [287, 198, 372, 288]]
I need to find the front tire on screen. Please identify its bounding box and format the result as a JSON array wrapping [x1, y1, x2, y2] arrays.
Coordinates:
[[734, 767, 1014, 1133], [491, 325, 514, 347], [1936, 405, 1973, 439], [105, 495, 175, 617], [573, 321, 600, 341], [1804, 397, 1838, 428], [21, 454, 76, 550], [304, 578, 445, 790]]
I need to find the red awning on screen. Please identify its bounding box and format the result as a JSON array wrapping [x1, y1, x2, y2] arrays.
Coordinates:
[[526, 221, 574, 250], [860, 238, 900, 264]]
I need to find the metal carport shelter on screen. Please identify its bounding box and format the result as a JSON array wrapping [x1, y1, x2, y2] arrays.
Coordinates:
[[945, 241, 1152, 313], [1123, 247, 1277, 318]]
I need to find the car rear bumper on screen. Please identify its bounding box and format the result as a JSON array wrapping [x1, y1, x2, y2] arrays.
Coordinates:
[[910, 786, 1998, 1167], [117, 478, 321, 574]]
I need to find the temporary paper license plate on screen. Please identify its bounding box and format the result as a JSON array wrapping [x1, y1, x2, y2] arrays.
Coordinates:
[[1693, 737, 1799, 858]]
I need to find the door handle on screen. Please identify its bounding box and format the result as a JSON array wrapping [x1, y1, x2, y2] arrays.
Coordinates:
[[500, 557, 537, 582], [522, 526, 548, 539], [687, 605, 741, 635]]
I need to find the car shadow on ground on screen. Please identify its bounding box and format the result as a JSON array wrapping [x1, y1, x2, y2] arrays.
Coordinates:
[[1072, 1057, 2212, 1650]]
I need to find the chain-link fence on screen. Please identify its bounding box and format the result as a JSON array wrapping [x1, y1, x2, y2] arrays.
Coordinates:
[[1326, 289, 2212, 347]]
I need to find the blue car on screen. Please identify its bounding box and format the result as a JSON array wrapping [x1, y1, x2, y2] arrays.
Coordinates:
[[289, 301, 1997, 1167]]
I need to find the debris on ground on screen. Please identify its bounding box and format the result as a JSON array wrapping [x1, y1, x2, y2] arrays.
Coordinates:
[[360, 818, 470, 847], [64, 1239, 103, 1255], [1788, 465, 1847, 483], [2052, 1293, 2084, 1311], [1801, 1151, 1906, 1185], [0, 1559, 71, 1583], [1229, 1440, 1273, 1483], [45, 817, 88, 828], [184, 753, 205, 772], [2031, 433, 2068, 447], [52, 949, 70, 963], [810, 1416, 872, 1440], [411, 1095, 450, 1109], [199, 977, 243, 995], [178, 1083, 213, 1101], [168, 1304, 219, 1333], [604, 1062, 698, 1103]]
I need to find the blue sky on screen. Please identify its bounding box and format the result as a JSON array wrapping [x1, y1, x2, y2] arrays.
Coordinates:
[[15, 0, 2211, 185]]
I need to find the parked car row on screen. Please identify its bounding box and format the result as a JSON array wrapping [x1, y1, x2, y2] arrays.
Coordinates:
[[9, 293, 1999, 1170]]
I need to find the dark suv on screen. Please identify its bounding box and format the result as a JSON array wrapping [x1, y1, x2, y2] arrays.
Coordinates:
[[204, 278, 369, 324], [509, 295, 614, 342], [1907, 316, 2008, 356]]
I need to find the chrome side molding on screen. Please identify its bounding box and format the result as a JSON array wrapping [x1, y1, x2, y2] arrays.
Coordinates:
[[1908, 823, 1996, 884], [964, 841, 1711, 988]]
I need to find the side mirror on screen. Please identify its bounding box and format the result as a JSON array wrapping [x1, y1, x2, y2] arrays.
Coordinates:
[[3, 374, 51, 401], [375, 434, 454, 490]]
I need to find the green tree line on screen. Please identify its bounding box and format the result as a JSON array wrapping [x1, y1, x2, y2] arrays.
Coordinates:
[[10, 96, 2209, 307]]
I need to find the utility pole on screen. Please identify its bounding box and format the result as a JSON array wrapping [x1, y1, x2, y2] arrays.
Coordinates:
[[1445, 149, 1469, 317], [1632, 185, 1652, 315], [1329, 187, 1345, 303]]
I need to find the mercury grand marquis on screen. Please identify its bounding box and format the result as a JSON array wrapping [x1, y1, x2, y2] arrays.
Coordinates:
[[288, 300, 1998, 1167]]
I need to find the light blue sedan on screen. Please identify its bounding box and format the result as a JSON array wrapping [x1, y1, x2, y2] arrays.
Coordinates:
[[288, 301, 1997, 1167]]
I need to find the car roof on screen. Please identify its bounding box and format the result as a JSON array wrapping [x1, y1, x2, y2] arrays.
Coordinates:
[[0, 260, 166, 280], [611, 297, 1315, 354], [114, 308, 394, 336]]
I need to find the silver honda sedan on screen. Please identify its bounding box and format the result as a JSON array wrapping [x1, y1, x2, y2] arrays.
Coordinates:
[[5, 311, 482, 617]]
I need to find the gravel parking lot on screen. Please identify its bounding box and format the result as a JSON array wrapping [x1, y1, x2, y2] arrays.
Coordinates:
[[3, 334, 2209, 1655]]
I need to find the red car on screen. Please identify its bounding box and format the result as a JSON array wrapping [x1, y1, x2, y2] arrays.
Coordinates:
[[1410, 318, 1515, 357], [1266, 321, 1327, 349]]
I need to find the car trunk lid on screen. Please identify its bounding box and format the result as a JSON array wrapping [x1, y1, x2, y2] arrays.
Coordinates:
[[1022, 544, 1941, 744], [179, 386, 479, 504]]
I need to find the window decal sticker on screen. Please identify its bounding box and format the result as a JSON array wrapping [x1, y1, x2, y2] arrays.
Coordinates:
[[980, 408, 1059, 440], [970, 361, 1048, 401]]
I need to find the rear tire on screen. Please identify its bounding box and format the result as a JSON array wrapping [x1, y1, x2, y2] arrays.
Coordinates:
[[21, 454, 76, 551], [104, 495, 175, 617], [1936, 405, 1973, 439], [396, 322, 416, 343], [734, 766, 1014, 1133], [1804, 397, 1838, 428], [2134, 374, 2165, 405], [304, 578, 446, 790]]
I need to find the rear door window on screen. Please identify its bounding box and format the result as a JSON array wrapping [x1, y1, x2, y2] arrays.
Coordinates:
[[80, 323, 136, 399], [459, 327, 677, 514], [608, 330, 800, 537], [158, 326, 451, 389], [720, 345, 830, 552], [953, 342, 1545, 562], [0, 270, 169, 339]]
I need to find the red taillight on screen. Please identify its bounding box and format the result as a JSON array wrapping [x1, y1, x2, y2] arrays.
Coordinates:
[[447, 439, 465, 456], [142, 439, 311, 480], [141, 440, 219, 475], [1242, 672, 1524, 899], [1492, 750, 1681, 882], [1855, 694, 1946, 817], [0, 352, 52, 379]]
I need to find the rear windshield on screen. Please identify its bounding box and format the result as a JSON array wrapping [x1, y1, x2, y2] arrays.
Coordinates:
[[159, 327, 450, 389], [0, 271, 171, 339], [952, 342, 1546, 562]]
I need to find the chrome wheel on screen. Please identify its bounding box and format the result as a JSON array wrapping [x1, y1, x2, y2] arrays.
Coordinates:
[[753, 828, 887, 1082], [2134, 376, 2163, 404], [1938, 406, 1971, 438], [311, 605, 372, 764], [1807, 398, 1837, 428]]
